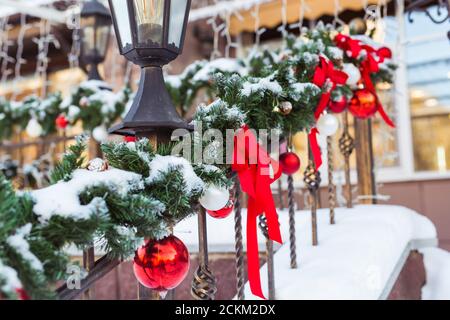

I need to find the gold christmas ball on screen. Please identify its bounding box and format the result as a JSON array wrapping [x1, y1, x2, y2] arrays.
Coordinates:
[[349, 18, 367, 35], [279, 101, 293, 115], [87, 158, 109, 172]]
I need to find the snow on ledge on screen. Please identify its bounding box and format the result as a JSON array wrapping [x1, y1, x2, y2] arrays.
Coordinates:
[[175, 205, 437, 300], [420, 247, 450, 300]]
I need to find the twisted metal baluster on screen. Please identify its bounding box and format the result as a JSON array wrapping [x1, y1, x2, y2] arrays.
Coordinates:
[[327, 136, 336, 225], [191, 207, 217, 300], [258, 215, 275, 300], [339, 111, 355, 208], [287, 175, 297, 268], [303, 149, 321, 246], [234, 182, 245, 300], [82, 246, 95, 300]]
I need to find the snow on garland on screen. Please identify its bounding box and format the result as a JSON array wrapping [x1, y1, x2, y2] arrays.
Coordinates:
[[165, 22, 396, 137], [0, 135, 229, 299], [32, 168, 144, 224], [0, 260, 22, 299], [0, 81, 130, 141], [165, 58, 247, 116], [0, 93, 63, 139], [59, 80, 131, 141]]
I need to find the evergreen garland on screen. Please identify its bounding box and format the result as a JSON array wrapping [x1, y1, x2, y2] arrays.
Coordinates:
[[0, 93, 63, 140], [0, 136, 228, 300], [60, 80, 130, 132], [165, 58, 247, 116]]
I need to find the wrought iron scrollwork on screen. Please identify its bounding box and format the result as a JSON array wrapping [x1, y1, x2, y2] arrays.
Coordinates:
[[327, 136, 336, 225], [191, 207, 217, 300], [304, 155, 321, 246], [258, 215, 275, 300], [191, 265, 217, 300], [405, 0, 450, 39], [233, 182, 245, 300], [287, 175, 297, 268], [339, 112, 355, 208]]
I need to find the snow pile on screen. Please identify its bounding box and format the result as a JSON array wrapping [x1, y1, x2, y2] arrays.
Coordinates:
[[175, 205, 437, 300], [165, 75, 182, 89], [420, 247, 450, 300], [88, 90, 123, 115], [32, 168, 144, 223], [0, 260, 22, 293], [290, 83, 320, 101], [6, 224, 43, 272], [146, 155, 204, 195], [196, 99, 245, 126], [193, 58, 247, 82], [241, 74, 283, 97], [79, 80, 112, 92]]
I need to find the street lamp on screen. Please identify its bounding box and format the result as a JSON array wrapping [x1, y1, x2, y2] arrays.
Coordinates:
[[80, 0, 113, 81], [107, 0, 192, 140]]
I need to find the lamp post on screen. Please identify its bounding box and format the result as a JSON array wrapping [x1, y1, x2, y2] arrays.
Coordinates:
[[80, 0, 112, 81], [108, 0, 192, 142], [108, 0, 212, 301]]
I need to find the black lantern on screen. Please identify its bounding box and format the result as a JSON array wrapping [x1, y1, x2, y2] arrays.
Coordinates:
[[80, 0, 113, 80], [108, 0, 192, 139]]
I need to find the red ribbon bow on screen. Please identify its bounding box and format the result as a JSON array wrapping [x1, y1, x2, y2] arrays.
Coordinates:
[[335, 34, 395, 127], [309, 57, 348, 171], [232, 125, 283, 299], [313, 56, 349, 120]]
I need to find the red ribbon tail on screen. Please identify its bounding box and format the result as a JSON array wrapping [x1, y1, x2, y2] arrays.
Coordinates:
[[377, 102, 395, 128], [314, 92, 331, 120], [246, 199, 266, 300], [361, 67, 396, 128], [308, 128, 323, 170]]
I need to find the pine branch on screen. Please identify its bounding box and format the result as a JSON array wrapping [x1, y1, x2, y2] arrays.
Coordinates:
[[50, 135, 88, 183]]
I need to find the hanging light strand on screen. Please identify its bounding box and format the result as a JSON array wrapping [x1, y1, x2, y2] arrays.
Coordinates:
[[333, 0, 345, 28], [33, 19, 60, 98], [11, 14, 31, 101], [0, 16, 15, 88], [277, 0, 288, 38], [207, 15, 225, 60], [251, 2, 266, 49], [289, 0, 307, 34], [221, 10, 242, 58], [67, 3, 81, 70]]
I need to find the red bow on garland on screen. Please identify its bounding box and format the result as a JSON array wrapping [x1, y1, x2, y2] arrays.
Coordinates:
[[309, 56, 348, 170], [232, 125, 283, 300], [313, 56, 349, 119], [334, 34, 395, 127]]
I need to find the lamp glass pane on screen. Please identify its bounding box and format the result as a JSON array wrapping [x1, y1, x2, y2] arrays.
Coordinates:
[[96, 25, 111, 57], [133, 0, 164, 46], [111, 0, 132, 50], [82, 29, 95, 56], [168, 0, 188, 48]]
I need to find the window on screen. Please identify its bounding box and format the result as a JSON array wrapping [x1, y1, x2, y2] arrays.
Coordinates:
[[404, 7, 450, 172]]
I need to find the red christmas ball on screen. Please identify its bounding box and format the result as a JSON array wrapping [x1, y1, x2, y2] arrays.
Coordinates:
[[124, 136, 136, 143], [133, 235, 190, 292], [16, 288, 29, 300], [55, 115, 69, 129], [349, 89, 378, 119], [207, 198, 234, 219], [280, 152, 301, 175], [329, 96, 348, 113]]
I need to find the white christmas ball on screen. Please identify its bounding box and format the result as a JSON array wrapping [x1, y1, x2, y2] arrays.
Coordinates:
[[92, 125, 109, 142], [317, 114, 339, 137], [343, 63, 361, 87], [26, 119, 43, 138], [199, 185, 230, 211]]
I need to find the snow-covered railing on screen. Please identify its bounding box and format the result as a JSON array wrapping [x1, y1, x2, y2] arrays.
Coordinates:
[[175, 205, 438, 300]]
